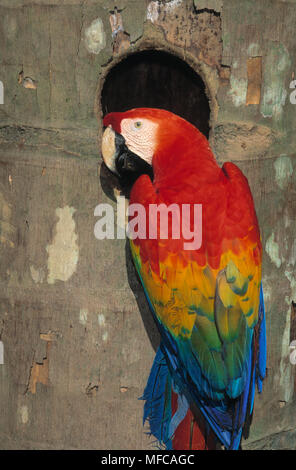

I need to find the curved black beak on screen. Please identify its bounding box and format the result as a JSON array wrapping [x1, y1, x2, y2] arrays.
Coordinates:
[[102, 126, 154, 185], [114, 131, 154, 181]]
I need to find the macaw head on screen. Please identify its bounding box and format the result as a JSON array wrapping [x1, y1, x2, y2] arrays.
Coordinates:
[[101, 108, 208, 184]]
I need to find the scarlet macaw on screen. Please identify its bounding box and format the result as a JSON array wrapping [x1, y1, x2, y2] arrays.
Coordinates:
[[101, 108, 266, 450]]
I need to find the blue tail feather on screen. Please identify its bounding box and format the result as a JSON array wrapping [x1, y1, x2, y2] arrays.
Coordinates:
[[141, 347, 173, 448]]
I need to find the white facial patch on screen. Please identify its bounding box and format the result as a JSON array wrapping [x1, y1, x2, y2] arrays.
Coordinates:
[[120, 118, 158, 166]]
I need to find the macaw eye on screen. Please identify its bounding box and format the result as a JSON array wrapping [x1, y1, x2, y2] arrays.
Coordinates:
[[134, 121, 142, 129]]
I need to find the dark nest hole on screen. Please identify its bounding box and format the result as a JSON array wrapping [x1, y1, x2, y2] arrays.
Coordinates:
[[101, 50, 211, 138]]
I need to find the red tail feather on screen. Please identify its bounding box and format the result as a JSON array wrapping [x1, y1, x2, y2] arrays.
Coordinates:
[[171, 391, 217, 450]]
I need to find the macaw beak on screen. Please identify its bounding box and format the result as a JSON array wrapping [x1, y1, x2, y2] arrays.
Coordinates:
[[101, 125, 154, 182]]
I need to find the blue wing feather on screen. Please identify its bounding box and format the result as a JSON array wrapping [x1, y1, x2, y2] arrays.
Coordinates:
[[257, 284, 267, 393]]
